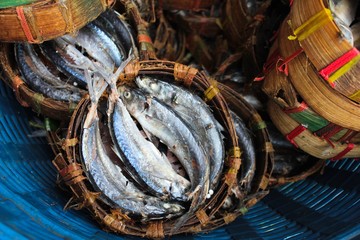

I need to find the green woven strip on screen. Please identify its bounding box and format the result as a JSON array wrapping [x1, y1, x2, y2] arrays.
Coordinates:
[[289, 108, 329, 132], [290, 109, 352, 141], [45, 118, 59, 132], [0, 0, 38, 9], [251, 121, 267, 131]]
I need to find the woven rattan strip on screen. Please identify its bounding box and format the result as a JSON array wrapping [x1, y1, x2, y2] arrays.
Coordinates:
[[0, 0, 111, 43]]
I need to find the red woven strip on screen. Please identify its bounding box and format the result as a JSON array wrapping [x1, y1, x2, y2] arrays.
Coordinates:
[[277, 48, 304, 76], [16, 6, 36, 43], [289, 0, 294, 6], [323, 125, 343, 139], [286, 124, 307, 148], [138, 34, 153, 44], [338, 130, 358, 143], [330, 143, 355, 161], [263, 48, 280, 73], [319, 48, 360, 81], [283, 102, 308, 114], [254, 48, 280, 81], [314, 123, 343, 139]]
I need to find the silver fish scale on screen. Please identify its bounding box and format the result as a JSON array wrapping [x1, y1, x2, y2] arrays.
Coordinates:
[[110, 98, 190, 201], [135, 76, 224, 190], [81, 119, 184, 217], [120, 87, 210, 194]]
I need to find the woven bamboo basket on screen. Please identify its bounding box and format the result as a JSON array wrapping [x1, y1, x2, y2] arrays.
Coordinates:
[[219, 81, 324, 187], [262, 40, 360, 146], [262, 29, 360, 159], [151, 11, 187, 62], [287, 0, 360, 102], [0, 0, 38, 9], [221, 0, 271, 52], [49, 59, 269, 238], [0, 8, 136, 121], [0, 43, 76, 121], [217, 82, 273, 192], [276, 15, 360, 131], [268, 100, 360, 160], [0, 0, 113, 43]]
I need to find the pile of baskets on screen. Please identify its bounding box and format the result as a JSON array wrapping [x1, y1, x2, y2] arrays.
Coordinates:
[[262, 0, 360, 160], [0, 0, 358, 238]]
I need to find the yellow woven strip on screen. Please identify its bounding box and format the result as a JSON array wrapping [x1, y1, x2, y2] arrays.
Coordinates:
[[204, 84, 220, 102], [349, 90, 360, 102], [228, 147, 241, 158], [288, 8, 333, 41], [328, 55, 360, 84]]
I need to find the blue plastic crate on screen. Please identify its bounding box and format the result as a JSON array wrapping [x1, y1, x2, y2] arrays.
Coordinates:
[[0, 80, 359, 239]]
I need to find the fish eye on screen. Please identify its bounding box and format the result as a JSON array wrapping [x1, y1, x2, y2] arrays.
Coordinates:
[[150, 82, 159, 91], [123, 91, 131, 99]]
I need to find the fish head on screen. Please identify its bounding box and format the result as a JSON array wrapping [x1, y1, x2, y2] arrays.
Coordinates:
[[168, 180, 191, 202], [118, 85, 149, 115]]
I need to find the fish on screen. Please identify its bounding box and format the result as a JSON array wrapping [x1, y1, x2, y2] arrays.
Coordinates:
[[80, 117, 184, 219], [351, 22, 360, 48], [22, 44, 63, 87], [119, 86, 210, 197], [119, 85, 212, 232], [87, 22, 123, 67], [94, 9, 137, 57], [108, 95, 191, 201], [39, 14, 126, 89], [231, 111, 256, 192], [62, 26, 117, 72], [15, 43, 82, 102], [329, 0, 358, 26], [272, 152, 312, 177], [39, 39, 88, 88], [134, 76, 224, 191]]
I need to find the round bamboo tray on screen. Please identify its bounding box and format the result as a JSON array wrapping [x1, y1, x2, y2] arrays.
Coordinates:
[[262, 41, 360, 145], [0, 0, 113, 43], [278, 16, 360, 131], [50, 59, 268, 237], [287, 0, 360, 102], [268, 100, 360, 160]]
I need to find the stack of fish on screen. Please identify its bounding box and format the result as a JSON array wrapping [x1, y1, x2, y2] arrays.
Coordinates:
[[3, 0, 356, 238]]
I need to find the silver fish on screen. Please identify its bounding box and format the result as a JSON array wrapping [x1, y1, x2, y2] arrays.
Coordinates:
[[329, 0, 358, 27], [87, 22, 122, 66], [231, 111, 256, 192], [15, 43, 82, 102], [89, 119, 184, 218], [108, 96, 191, 201], [119, 86, 210, 197], [62, 26, 117, 72], [23, 44, 63, 87], [135, 76, 224, 190], [351, 22, 360, 48]]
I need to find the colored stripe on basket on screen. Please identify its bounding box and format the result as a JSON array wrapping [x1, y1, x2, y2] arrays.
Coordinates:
[[319, 48, 360, 88], [286, 124, 307, 147], [288, 8, 333, 41]]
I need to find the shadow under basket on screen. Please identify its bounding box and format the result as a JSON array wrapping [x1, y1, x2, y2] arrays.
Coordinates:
[[0, 80, 360, 239]]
